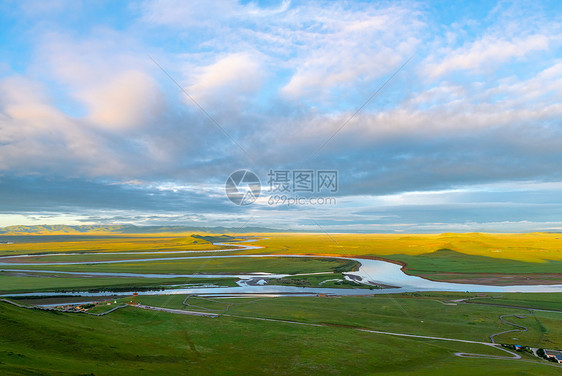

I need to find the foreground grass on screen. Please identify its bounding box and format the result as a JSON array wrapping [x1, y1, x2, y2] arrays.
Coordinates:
[[0, 300, 557, 375], [131, 293, 562, 348]]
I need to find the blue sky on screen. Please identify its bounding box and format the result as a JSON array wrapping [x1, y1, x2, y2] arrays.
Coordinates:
[[1, 0, 562, 232]]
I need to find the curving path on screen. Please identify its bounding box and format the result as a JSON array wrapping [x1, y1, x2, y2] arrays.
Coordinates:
[[489, 314, 530, 344]]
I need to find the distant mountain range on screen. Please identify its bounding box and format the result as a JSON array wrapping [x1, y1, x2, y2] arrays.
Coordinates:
[[0, 224, 285, 235]]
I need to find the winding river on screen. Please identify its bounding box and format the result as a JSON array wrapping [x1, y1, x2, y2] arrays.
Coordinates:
[[1, 240, 562, 298]]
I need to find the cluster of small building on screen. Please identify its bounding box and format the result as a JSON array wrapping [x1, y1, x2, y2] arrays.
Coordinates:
[[505, 345, 562, 363], [544, 349, 562, 363], [55, 300, 119, 312], [55, 304, 91, 312]]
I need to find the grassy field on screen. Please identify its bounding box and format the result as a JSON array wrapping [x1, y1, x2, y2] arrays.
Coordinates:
[[1, 231, 561, 375], [0, 256, 358, 275], [0, 297, 559, 375], [463, 293, 562, 311], [0, 273, 240, 294], [0, 235, 225, 257], [384, 249, 562, 274], [126, 293, 562, 347], [248, 232, 562, 262], [266, 273, 368, 289], [390, 291, 562, 311], [1, 250, 243, 263]]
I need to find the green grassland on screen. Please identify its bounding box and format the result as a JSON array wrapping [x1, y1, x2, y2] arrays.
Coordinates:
[[386, 249, 562, 274], [0, 298, 559, 375], [464, 293, 562, 311], [127, 293, 562, 347], [266, 273, 368, 288], [0, 273, 239, 294], [390, 291, 562, 311], [1, 233, 561, 374], [0, 256, 357, 275]]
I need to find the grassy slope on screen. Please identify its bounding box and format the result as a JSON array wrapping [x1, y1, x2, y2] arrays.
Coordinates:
[[250, 232, 562, 260], [249, 233, 562, 274], [386, 249, 562, 274], [0, 300, 556, 376]]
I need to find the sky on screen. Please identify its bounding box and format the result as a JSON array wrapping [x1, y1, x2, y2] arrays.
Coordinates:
[[1, 0, 562, 232]]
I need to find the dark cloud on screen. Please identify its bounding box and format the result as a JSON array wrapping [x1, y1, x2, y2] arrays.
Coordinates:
[[0, 175, 232, 214]]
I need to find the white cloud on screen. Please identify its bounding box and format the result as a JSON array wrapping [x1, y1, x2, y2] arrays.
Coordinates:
[[139, 0, 290, 28], [425, 34, 550, 78], [277, 5, 422, 99], [79, 70, 162, 130], [139, 1, 423, 102], [0, 76, 102, 173], [139, 0, 237, 27], [185, 53, 264, 105]]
